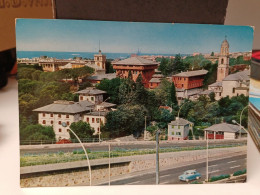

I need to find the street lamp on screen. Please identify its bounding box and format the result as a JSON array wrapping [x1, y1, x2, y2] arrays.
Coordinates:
[[239, 105, 248, 138], [69, 129, 92, 186], [232, 119, 248, 136], [156, 129, 161, 185]]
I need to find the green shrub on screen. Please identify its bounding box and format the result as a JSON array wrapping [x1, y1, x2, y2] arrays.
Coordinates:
[[190, 181, 203, 184], [233, 169, 246, 176], [210, 174, 230, 182]]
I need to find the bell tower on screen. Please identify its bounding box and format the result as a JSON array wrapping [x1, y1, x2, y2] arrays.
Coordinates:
[[94, 41, 106, 70], [217, 36, 229, 82]]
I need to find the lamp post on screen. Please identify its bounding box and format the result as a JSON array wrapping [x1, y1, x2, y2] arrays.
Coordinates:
[[239, 105, 248, 139], [69, 129, 92, 186], [232, 119, 248, 135], [144, 116, 147, 140], [206, 130, 209, 182], [156, 130, 161, 185]]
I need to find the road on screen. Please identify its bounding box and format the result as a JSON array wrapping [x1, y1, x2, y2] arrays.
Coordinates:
[[99, 154, 246, 185], [20, 139, 247, 155]]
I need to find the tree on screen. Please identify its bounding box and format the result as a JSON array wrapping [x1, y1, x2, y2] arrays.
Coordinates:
[[210, 52, 214, 56], [69, 121, 95, 141], [20, 124, 55, 142]]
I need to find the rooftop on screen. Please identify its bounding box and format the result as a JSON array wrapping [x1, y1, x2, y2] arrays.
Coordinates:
[[169, 117, 193, 126], [173, 69, 208, 77], [112, 56, 158, 66], [223, 70, 250, 81], [98, 102, 116, 108], [75, 87, 106, 95], [149, 78, 161, 83], [208, 81, 222, 87], [204, 123, 246, 133], [88, 73, 116, 81], [33, 100, 93, 114]]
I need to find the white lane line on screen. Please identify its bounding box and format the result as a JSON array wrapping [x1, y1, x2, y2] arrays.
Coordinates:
[[227, 160, 237, 164], [128, 181, 142, 185], [230, 165, 240, 169], [209, 164, 218, 167], [209, 170, 220, 174], [160, 174, 171, 178]]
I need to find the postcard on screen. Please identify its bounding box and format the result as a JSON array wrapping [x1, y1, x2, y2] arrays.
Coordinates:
[[16, 19, 253, 187]]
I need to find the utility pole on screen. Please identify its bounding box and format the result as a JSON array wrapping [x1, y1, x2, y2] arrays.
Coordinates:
[[108, 143, 111, 186], [156, 130, 160, 185], [144, 116, 147, 140], [206, 130, 209, 182]]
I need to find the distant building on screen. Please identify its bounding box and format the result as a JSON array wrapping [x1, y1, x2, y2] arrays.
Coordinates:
[[148, 74, 164, 89], [204, 123, 247, 139], [112, 56, 158, 88], [75, 87, 106, 104], [168, 117, 193, 140], [217, 38, 230, 82], [87, 73, 116, 84], [208, 70, 250, 100], [172, 69, 208, 102]]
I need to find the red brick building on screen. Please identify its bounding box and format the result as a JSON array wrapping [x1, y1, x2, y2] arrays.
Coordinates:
[[172, 70, 208, 89], [112, 56, 158, 88]]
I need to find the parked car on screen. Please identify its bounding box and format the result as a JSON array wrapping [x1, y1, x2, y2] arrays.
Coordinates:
[[178, 170, 201, 182]]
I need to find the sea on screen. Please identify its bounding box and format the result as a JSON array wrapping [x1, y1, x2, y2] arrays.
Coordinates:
[[17, 51, 186, 60]]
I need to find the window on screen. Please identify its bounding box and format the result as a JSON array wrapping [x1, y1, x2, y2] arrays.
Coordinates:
[[51, 120, 53, 125], [172, 125, 175, 129], [176, 132, 181, 135], [59, 121, 61, 125], [42, 113, 45, 117], [86, 117, 89, 122], [67, 121, 70, 125], [42, 120, 46, 124], [96, 118, 100, 123], [171, 132, 174, 135], [98, 127, 100, 132], [232, 88, 235, 94], [58, 114, 61, 118], [59, 129, 62, 132], [92, 118, 95, 123], [66, 114, 69, 118], [91, 97, 94, 101], [178, 126, 180, 129], [50, 114, 53, 117]]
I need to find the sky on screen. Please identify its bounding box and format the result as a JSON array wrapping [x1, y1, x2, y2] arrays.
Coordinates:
[[16, 19, 254, 54]]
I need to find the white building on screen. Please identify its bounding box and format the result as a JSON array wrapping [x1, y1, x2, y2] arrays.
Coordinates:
[[76, 87, 106, 104], [208, 70, 250, 100], [34, 87, 116, 140], [204, 123, 247, 140], [33, 100, 94, 140], [168, 117, 193, 140]]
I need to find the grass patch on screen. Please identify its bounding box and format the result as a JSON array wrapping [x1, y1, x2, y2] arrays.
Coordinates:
[[210, 174, 230, 182], [20, 144, 245, 167], [233, 169, 246, 176]]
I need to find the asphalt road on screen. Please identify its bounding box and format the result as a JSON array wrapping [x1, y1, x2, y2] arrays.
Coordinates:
[[99, 154, 246, 185], [20, 139, 247, 155]]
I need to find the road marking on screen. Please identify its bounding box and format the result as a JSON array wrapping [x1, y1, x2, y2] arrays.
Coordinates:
[[227, 160, 237, 163], [209, 164, 218, 167], [209, 170, 220, 174], [128, 181, 142, 185], [160, 174, 171, 178], [230, 165, 240, 169]]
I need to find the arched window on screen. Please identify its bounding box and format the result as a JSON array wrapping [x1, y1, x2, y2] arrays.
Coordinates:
[[221, 58, 224, 64]]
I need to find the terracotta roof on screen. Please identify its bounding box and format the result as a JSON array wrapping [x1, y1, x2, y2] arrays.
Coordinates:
[[33, 100, 93, 114], [75, 87, 106, 95], [169, 118, 193, 126], [173, 69, 208, 77], [204, 123, 246, 133], [223, 70, 250, 81], [112, 56, 158, 66]]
